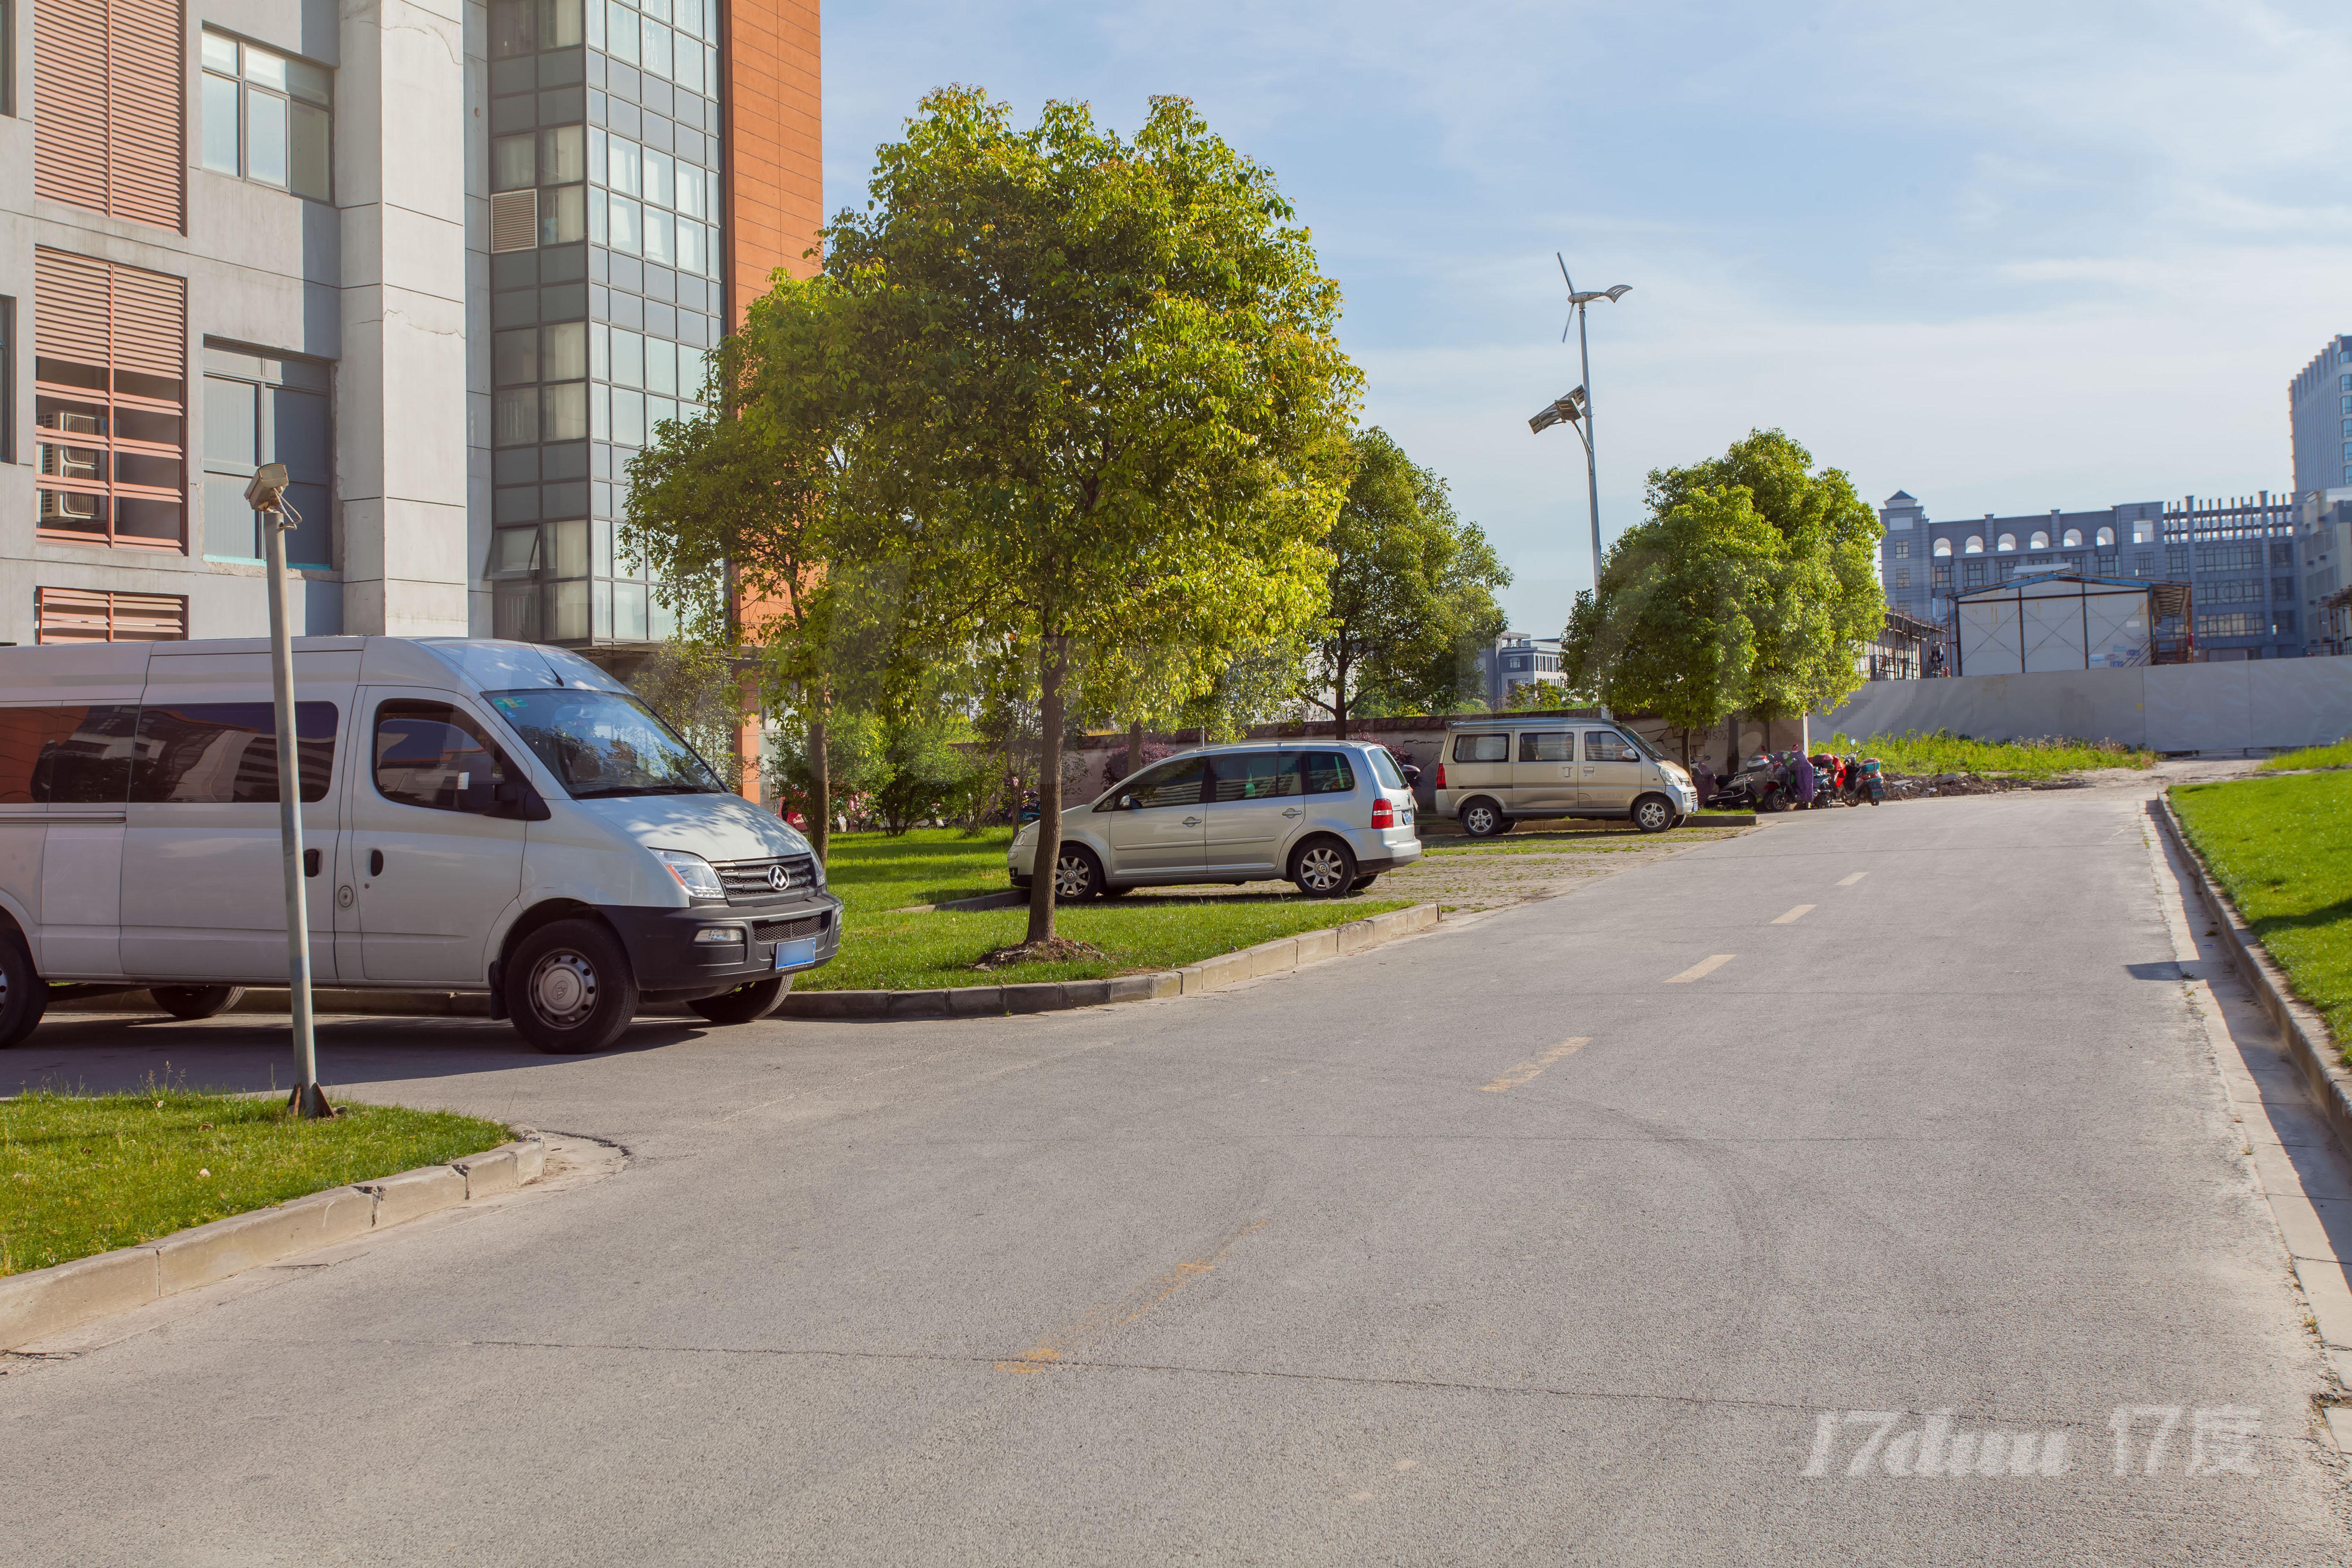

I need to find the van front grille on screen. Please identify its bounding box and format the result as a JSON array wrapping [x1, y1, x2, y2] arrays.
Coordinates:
[[714, 854, 818, 904], [752, 913, 828, 943]]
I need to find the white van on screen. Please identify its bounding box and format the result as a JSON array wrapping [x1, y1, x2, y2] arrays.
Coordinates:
[[0, 637, 840, 1055]]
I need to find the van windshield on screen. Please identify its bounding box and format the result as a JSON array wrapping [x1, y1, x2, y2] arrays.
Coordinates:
[[1618, 727, 1666, 764], [485, 689, 725, 799]]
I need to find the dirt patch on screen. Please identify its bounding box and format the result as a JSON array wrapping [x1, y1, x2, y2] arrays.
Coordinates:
[[972, 936, 1109, 971], [1381, 822, 1749, 913]]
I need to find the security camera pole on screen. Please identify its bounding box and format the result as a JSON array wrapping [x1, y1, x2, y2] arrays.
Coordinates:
[[243, 463, 328, 1119]]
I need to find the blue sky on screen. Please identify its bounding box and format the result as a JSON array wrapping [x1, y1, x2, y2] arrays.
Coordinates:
[[822, 1, 2352, 634]]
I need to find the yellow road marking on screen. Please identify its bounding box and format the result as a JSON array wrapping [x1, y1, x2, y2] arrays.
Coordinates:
[[1665, 954, 1736, 984], [1837, 872, 1867, 887], [995, 1218, 1269, 1373], [1481, 1037, 1592, 1092], [1773, 904, 1816, 924]]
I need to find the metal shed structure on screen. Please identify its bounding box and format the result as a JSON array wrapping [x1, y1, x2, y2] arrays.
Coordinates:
[[1952, 573, 2188, 675]]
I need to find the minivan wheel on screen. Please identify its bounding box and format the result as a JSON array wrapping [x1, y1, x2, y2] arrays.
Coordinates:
[[506, 918, 640, 1055], [1632, 794, 1676, 834], [1460, 800, 1509, 838], [150, 985, 247, 1021], [689, 975, 791, 1025], [0, 936, 47, 1049], [1053, 845, 1102, 902], [1291, 838, 1358, 897]]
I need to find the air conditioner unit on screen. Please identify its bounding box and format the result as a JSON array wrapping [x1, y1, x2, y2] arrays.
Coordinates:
[[40, 490, 99, 521], [46, 409, 102, 436]]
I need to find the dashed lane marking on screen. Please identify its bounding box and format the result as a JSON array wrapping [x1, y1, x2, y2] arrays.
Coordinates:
[[1772, 904, 1816, 924], [1481, 1037, 1592, 1093], [1836, 872, 1867, 887], [1665, 954, 1736, 984]]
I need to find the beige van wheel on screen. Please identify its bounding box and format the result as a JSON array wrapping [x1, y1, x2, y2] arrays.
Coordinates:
[[1632, 794, 1676, 834], [1460, 799, 1509, 838]]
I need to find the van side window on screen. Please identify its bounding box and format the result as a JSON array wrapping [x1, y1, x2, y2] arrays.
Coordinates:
[[1517, 732, 1571, 762], [374, 701, 521, 815], [1585, 731, 1639, 763], [0, 705, 139, 803], [1119, 756, 1207, 810], [1299, 752, 1355, 794], [132, 703, 337, 804], [1452, 733, 1507, 763], [1208, 753, 1297, 801]]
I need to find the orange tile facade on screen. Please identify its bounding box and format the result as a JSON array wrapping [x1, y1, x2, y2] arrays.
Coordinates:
[[722, 1, 821, 801], [723, 0, 823, 325]]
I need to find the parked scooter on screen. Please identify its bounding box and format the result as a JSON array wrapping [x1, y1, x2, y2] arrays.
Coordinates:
[[1716, 752, 1789, 812], [1855, 757, 1886, 805]]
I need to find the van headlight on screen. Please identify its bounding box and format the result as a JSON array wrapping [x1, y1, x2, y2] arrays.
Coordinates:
[[654, 848, 727, 902]]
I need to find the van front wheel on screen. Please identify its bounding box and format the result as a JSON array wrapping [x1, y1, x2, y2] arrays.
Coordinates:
[[506, 919, 640, 1055], [689, 976, 791, 1025], [0, 936, 46, 1049], [1632, 795, 1676, 834], [151, 985, 246, 1021]]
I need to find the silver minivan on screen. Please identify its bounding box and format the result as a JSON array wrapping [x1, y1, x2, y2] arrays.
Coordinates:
[[0, 636, 841, 1055], [1008, 740, 1421, 898], [1433, 716, 1697, 837]]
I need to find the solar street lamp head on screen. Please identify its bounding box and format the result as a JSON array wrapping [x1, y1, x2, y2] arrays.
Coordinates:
[[244, 462, 291, 511], [1527, 387, 1586, 434]]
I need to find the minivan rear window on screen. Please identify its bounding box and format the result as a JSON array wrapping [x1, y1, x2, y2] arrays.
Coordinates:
[[1208, 753, 1296, 802], [1452, 733, 1508, 763], [133, 702, 336, 804], [1368, 748, 1406, 789], [1300, 752, 1355, 795], [1518, 732, 1571, 762], [0, 705, 139, 803]]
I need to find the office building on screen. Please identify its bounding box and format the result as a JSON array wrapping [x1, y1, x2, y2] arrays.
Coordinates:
[[1478, 631, 1565, 704], [1878, 489, 2303, 662], [2289, 333, 2352, 500], [0, 0, 820, 650]]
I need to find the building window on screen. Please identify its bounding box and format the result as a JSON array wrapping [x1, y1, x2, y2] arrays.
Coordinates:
[[2061, 529, 2082, 547], [1996, 533, 2017, 552], [1893, 568, 1911, 590], [1964, 535, 1983, 554], [593, 131, 714, 278], [35, 585, 186, 643], [1964, 560, 1986, 588], [0, 297, 13, 464], [31, 0, 183, 231], [1931, 538, 1950, 557], [491, 0, 585, 57], [200, 30, 331, 203], [1891, 541, 1910, 560], [201, 343, 332, 568], [34, 249, 186, 550], [2197, 612, 2263, 639], [1932, 564, 1951, 589], [2096, 526, 2115, 547]]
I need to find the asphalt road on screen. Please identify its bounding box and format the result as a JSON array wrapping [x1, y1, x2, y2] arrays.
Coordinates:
[[6, 781, 2350, 1564]]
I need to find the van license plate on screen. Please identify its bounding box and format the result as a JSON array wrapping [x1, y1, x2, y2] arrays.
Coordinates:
[[774, 936, 819, 970]]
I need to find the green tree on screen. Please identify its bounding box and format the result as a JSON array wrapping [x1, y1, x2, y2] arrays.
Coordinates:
[[1561, 484, 1783, 750], [1643, 430, 1883, 730], [825, 89, 1359, 943], [625, 638, 750, 793], [1307, 428, 1511, 735]]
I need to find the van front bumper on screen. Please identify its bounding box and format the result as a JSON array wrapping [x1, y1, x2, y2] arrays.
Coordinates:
[[603, 894, 844, 996]]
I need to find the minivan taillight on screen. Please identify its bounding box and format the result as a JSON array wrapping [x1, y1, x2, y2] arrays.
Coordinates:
[[1434, 761, 1447, 790], [1370, 797, 1397, 830]]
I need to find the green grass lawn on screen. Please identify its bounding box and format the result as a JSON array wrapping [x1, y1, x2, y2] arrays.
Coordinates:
[[1, 1087, 512, 1277], [2173, 771, 2352, 1056], [1823, 728, 2153, 779], [812, 827, 1411, 990], [2261, 735, 2352, 772]]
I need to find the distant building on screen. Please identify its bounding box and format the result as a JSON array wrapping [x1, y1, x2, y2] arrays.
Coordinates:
[[2306, 488, 2352, 655], [1478, 632, 1565, 704], [1878, 490, 2303, 662], [2289, 334, 2352, 499]]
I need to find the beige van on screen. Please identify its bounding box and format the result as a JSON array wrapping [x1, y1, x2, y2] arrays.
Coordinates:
[[1431, 716, 1697, 837]]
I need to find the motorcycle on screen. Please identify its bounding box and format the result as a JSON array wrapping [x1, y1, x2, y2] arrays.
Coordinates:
[[1854, 757, 1886, 805], [1716, 752, 1789, 812]]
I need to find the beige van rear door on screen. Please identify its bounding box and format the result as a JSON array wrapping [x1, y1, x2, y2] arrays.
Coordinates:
[[1511, 730, 1576, 814]]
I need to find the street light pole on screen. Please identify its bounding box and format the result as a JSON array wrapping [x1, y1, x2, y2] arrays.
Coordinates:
[[1540, 255, 1631, 595], [243, 463, 329, 1119]]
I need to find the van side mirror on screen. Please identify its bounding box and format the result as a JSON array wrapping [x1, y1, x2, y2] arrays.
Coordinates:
[[488, 777, 551, 822], [1119, 794, 1136, 811]]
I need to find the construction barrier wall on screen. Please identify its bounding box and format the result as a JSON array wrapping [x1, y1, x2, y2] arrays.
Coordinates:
[[1813, 655, 2352, 755]]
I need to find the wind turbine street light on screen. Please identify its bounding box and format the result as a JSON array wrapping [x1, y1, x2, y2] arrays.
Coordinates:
[[1533, 253, 1631, 603]]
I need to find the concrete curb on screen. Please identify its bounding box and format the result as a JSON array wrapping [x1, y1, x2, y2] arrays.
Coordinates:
[[2152, 798, 2352, 1157], [0, 1132, 547, 1352], [775, 902, 1444, 1021], [884, 890, 1024, 914]]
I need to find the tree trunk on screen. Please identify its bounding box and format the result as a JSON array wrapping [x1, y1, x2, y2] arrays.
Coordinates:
[[807, 701, 830, 865], [1025, 636, 1070, 944], [1723, 711, 1741, 775], [1332, 651, 1351, 739], [1125, 720, 1143, 781]]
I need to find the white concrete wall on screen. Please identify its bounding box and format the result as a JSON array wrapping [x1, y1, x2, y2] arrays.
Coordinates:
[[1814, 656, 2352, 755], [338, 0, 471, 636]]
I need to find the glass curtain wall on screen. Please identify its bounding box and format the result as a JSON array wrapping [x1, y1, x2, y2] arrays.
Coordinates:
[[487, 0, 722, 646]]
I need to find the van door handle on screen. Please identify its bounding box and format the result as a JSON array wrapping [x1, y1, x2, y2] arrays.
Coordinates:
[[1181, 816, 1201, 826], [1282, 807, 1302, 817], [304, 848, 320, 877], [369, 848, 384, 876]]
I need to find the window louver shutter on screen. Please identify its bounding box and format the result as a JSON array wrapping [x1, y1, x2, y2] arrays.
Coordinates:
[[490, 189, 539, 253], [31, 3, 110, 214], [106, 262, 186, 380], [35, 586, 188, 645], [32, 0, 186, 233], [106, 0, 184, 232], [31, 250, 112, 367]]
